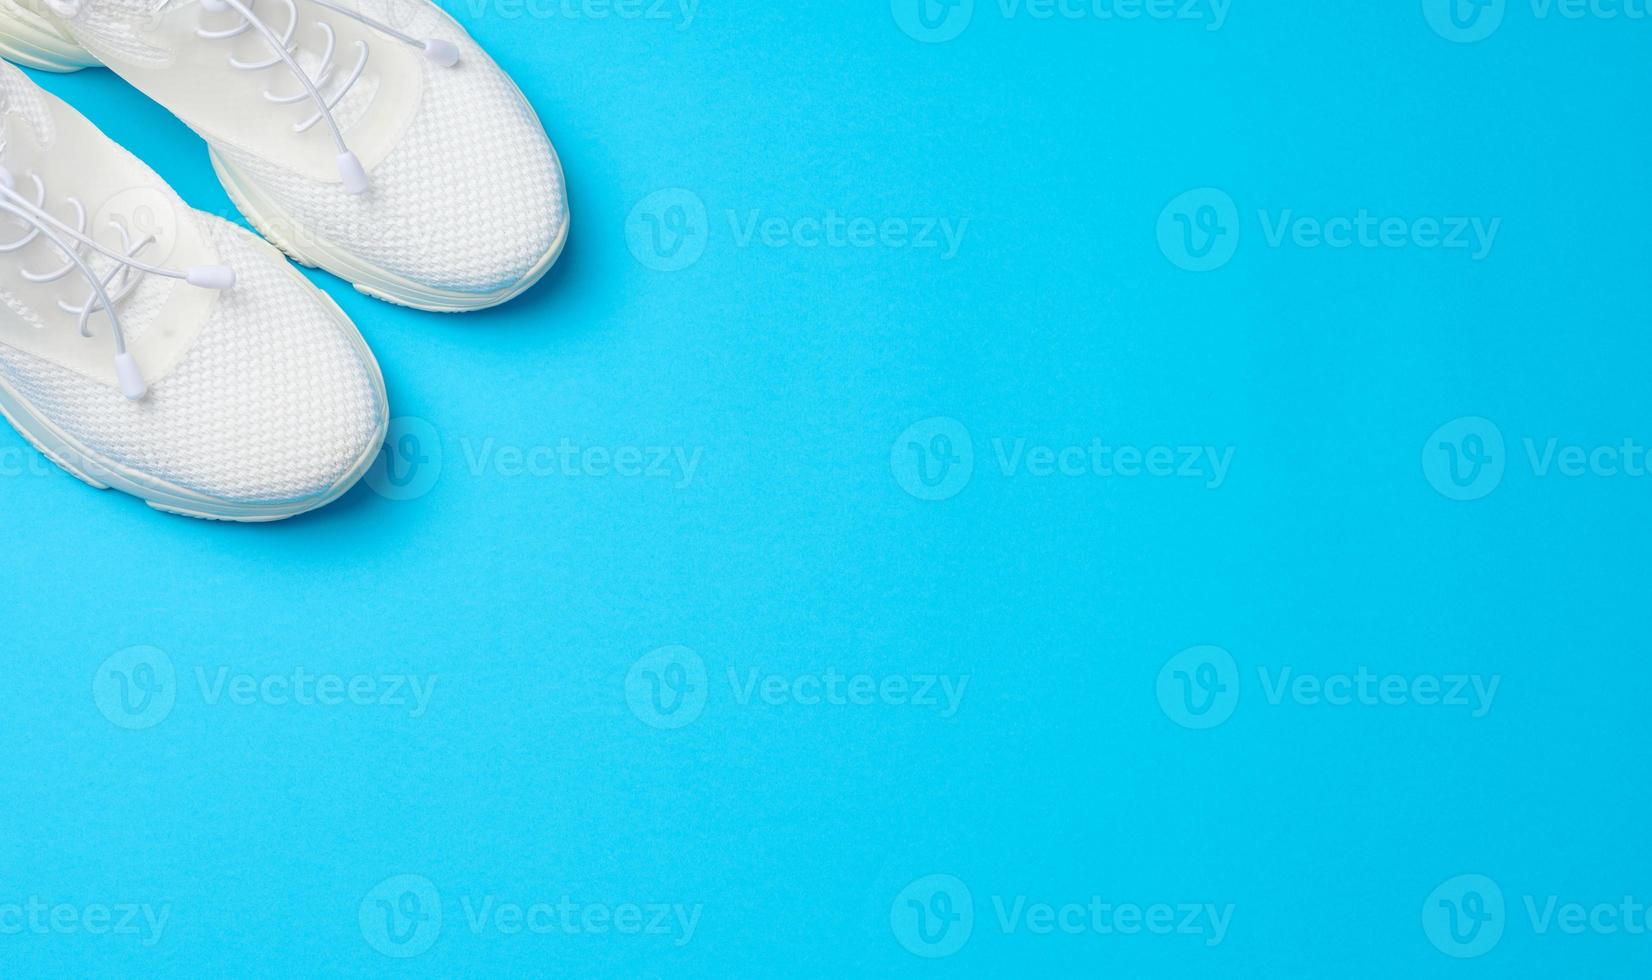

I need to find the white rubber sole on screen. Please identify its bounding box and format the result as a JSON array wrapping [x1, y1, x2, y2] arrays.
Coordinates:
[[210, 148, 570, 313], [0, 284, 390, 522], [0, 0, 96, 72]]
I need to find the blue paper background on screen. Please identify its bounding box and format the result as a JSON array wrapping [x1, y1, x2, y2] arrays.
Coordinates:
[[2, 0, 1650, 974]]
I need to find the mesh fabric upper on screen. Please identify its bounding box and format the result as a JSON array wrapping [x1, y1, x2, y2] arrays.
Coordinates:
[[213, 12, 567, 294], [57, 0, 567, 295], [0, 217, 385, 503]]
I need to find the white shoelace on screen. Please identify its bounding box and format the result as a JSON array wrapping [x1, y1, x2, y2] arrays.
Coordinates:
[[186, 0, 460, 194], [0, 166, 235, 400]]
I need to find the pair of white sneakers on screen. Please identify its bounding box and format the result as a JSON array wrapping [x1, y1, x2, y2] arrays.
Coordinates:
[[0, 0, 567, 520]]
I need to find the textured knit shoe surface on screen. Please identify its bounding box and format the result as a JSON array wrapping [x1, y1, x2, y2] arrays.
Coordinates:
[[27, 0, 568, 311], [0, 61, 388, 520]]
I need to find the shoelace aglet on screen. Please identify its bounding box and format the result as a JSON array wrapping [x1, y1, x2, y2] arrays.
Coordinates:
[[422, 38, 459, 67], [337, 150, 369, 195], [186, 264, 236, 289], [114, 352, 147, 401], [2, 166, 229, 402]]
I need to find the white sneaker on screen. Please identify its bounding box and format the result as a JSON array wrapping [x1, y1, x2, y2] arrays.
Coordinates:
[[0, 0, 96, 70], [0, 61, 388, 520], [4, 0, 569, 312]]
